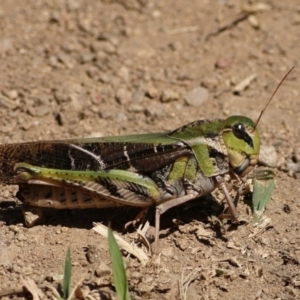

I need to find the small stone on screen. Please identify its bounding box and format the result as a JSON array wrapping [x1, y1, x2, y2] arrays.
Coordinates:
[[160, 89, 179, 103], [215, 57, 233, 69], [115, 88, 132, 105], [248, 15, 260, 29], [66, 0, 80, 11], [9, 225, 19, 233], [78, 17, 92, 33], [184, 86, 209, 107], [57, 52, 75, 69], [286, 162, 300, 173], [0, 38, 13, 54], [23, 266, 33, 275], [0, 95, 20, 110], [48, 55, 60, 68], [55, 82, 82, 104], [173, 237, 188, 251], [259, 145, 278, 167], [95, 262, 111, 278], [128, 104, 144, 112], [16, 232, 27, 241], [98, 74, 110, 83], [116, 112, 128, 121], [81, 52, 95, 63], [146, 86, 159, 99], [23, 207, 44, 227], [35, 105, 50, 117], [117, 66, 130, 82], [86, 245, 102, 264], [161, 247, 174, 258], [132, 89, 144, 103], [5, 90, 18, 100], [293, 147, 300, 163], [70, 95, 84, 112], [98, 109, 113, 119], [144, 102, 166, 118], [96, 41, 116, 54], [86, 66, 100, 80], [201, 78, 218, 90], [49, 10, 61, 23], [27, 106, 36, 117]]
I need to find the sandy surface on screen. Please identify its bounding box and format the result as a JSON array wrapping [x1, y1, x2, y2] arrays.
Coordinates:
[[1, 1, 300, 299]]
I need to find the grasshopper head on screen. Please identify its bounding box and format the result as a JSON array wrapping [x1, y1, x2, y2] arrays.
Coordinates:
[[222, 116, 260, 177]]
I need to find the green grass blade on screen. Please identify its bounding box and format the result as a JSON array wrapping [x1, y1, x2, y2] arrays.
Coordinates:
[[62, 248, 72, 299], [108, 226, 130, 300], [252, 169, 275, 223]]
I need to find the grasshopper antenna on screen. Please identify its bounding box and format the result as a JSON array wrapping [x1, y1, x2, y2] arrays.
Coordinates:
[[255, 66, 295, 129]]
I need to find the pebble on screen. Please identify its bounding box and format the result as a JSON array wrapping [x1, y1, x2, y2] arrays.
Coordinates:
[[33, 94, 52, 117], [128, 104, 144, 112], [4, 89, 18, 99], [16, 232, 27, 241], [48, 55, 61, 68], [86, 244, 102, 264], [78, 17, 92, 33], [57, 52, 75, 69], [286, 162, 300, 173], [259, 145, 278, 167], [201, 77, 218, 90], [215, 57, 233, 69], [0, 94, 20, 109], [248, 15, 260, 29], [146, 86, 159, 99], [9, 225, 19, 233], [81, 52, 95, 63], [184, 86, 209, 107], [86, 66, 100, 80], [49, 10, 61, 23], [55, 82, 83, 114], [115, 88, 132, 105], [98, 41, 116, 54], [160, 89, 179, 103], [144, 102, 166, 118], [95, 262, 111, 278], [117, 66, 130, 82], [116, 112, 128, 121], [0, 38, 13, 54], [293, 147, 300, 163], [98, 108, 114, 119], [161, 247, 174, 258], [132, 89, 144, 103], [35, 105, 51, 117], [173, 237, 188, 251]]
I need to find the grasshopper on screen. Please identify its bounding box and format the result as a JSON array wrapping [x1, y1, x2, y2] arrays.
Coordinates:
[[0, 68, 292, 252]]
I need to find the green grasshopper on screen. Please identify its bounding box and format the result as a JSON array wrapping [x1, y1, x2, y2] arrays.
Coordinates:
[[0, 69, 292, 253]]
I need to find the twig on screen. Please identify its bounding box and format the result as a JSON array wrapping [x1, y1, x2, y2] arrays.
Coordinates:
[[165, 26, 199, 35], [67, 273, 88, 300], [21, 278, 45, 300], [0, 287, 26, 297], [205, 13, 249, 41], [179, 267, 202, 300], [92, 222, 149, 265]]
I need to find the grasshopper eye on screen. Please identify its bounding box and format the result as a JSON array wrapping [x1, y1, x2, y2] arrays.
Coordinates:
[[232, 122, 253, 148]]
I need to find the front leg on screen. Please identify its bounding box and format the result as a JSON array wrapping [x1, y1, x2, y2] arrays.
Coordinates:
[[154, 191, 199, 253], [216, 175, 239, 221]]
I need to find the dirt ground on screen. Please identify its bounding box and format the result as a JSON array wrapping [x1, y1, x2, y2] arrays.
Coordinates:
[[1, 0, 300, 299]]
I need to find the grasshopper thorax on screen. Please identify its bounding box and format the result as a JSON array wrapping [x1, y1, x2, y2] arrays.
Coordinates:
[[222, 116, 260, 177]]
